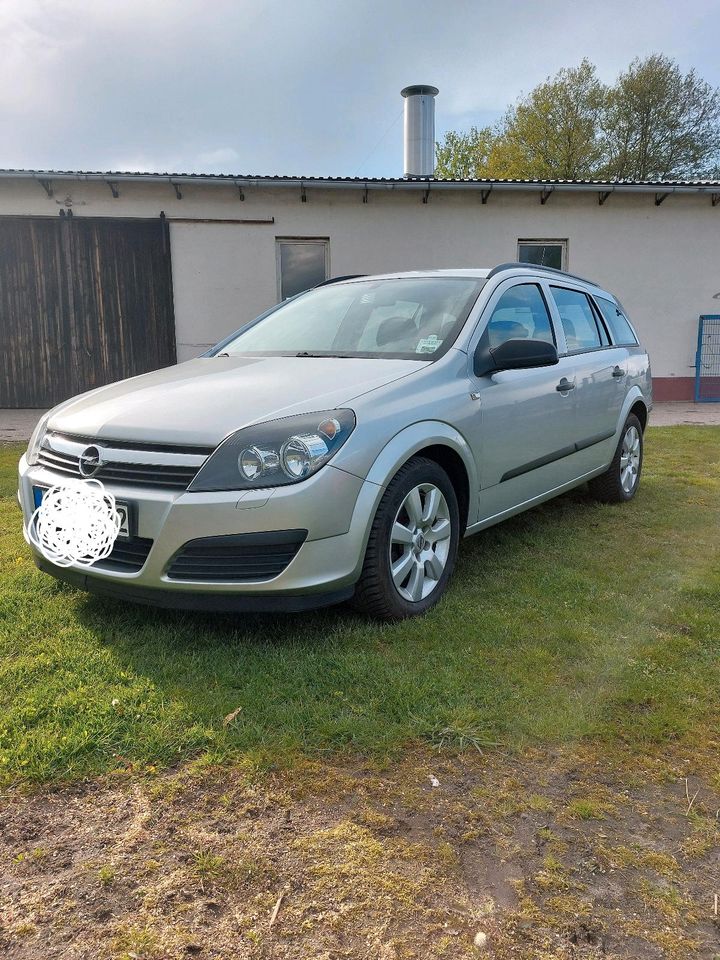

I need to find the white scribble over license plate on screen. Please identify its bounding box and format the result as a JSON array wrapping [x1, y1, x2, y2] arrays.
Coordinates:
[[32, 486, 131, 540]]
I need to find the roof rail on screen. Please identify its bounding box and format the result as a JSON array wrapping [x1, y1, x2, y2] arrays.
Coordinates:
[[487, 261, 601, 288]]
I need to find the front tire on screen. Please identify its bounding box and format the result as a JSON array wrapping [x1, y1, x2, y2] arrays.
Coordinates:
[[588, 413, 643, 503], [352, 456, 460, 620]]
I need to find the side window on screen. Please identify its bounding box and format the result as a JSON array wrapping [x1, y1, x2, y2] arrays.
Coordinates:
[[594, 297, 638, 345], [484, 283, 555, 350], [550, 286, 605, 351]]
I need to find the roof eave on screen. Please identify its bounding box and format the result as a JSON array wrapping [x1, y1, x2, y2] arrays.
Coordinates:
[[0, 169, 719, 196]]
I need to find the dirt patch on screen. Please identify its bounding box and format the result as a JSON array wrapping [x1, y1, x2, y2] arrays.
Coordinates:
[[2, 741, 720, 959]]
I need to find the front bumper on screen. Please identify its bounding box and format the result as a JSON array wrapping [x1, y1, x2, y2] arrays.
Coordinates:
[[18, 454, 382, 609]]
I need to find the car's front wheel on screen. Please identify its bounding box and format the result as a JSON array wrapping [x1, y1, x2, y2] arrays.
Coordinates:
[[352, 456, 460, 620], [588, 413, 644, 503]]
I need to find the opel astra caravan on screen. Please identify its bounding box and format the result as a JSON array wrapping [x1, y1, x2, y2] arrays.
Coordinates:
[[18, 263, 651, 620]]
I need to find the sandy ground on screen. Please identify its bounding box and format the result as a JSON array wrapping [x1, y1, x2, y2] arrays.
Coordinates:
[[2, 743, 720, 960]]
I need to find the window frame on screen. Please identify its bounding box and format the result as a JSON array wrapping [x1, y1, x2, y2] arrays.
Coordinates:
[[517, 238, 568, 272], [275, 237, 330, 301], [548, 284, 617, 356]]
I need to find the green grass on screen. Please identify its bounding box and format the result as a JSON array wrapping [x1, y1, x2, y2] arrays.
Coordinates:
[[1, 428, 719, 785]]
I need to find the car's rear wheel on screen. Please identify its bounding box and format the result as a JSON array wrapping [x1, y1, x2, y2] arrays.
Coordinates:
[[351, 456, 460, 620], [588, 413, 644, 503]]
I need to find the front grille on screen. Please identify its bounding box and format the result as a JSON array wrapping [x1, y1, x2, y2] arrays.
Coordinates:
[[37, 434, 211, 491], [92, 536, 154, 573], [166, 530, 307, 582]]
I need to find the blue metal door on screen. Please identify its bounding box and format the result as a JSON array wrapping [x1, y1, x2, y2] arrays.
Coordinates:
[[695, 316, 720, 402]]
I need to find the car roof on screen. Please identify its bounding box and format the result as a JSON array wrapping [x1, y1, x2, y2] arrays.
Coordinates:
[[332, 264, 617, 302]]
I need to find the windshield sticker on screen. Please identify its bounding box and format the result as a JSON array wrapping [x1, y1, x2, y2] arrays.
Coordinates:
[[416, 335, 443, 354]]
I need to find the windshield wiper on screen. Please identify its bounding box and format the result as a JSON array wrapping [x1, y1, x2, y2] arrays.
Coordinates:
[[295, 351, 352, 358]]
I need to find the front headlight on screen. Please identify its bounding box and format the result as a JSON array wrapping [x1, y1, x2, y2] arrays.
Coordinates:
[[188, 409, 356, 492], [26, 412, 52, 465]]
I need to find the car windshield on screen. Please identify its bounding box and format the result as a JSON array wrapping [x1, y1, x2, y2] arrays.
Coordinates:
[[215, 277, 485, 360]]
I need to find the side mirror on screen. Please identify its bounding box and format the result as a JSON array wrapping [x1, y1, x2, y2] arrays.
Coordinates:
[[474, 338, 559, 378]]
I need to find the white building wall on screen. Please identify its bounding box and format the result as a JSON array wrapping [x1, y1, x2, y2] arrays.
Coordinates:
[[1, 176, 717, 394]]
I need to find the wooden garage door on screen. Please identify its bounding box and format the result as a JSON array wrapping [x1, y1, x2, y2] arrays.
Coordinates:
[[0, 215, 176, 407]]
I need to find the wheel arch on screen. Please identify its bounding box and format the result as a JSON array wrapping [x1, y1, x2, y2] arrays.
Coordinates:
[[617, 387, 648, 436], [629, 398, 648, 432], [364, 422, 477, 532]]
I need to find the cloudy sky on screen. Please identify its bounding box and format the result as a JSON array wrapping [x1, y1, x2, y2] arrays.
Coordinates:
[[1, 0, 718, 178]]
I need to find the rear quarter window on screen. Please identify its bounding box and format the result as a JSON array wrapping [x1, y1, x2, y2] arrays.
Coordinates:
[[594, 297, 638, 345]]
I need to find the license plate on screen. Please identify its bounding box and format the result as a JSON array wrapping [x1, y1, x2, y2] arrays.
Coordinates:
[[32, 486, 132, 541], [116, 504, 131, 540]]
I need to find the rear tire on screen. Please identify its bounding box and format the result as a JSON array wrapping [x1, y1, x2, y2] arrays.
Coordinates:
[[351, 456, 460, 620], [588, 413, 643, 503]]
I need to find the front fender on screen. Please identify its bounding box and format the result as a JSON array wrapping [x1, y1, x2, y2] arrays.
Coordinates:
[[341, 421, 479, 583], [364, 420, 477, 492]]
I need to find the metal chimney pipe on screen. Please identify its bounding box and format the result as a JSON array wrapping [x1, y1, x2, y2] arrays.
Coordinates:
[[401, 84, 439, 178]]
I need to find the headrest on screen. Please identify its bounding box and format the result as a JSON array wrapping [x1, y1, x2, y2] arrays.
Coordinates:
[[376, 316, 416, 347]]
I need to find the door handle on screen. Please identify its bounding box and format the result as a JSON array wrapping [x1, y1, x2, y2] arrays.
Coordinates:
[[556, 378, 575, 392], [612, 366, 626, 378]]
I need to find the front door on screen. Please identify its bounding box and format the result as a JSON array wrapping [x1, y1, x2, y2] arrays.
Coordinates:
[[465, 280, 580, 523]]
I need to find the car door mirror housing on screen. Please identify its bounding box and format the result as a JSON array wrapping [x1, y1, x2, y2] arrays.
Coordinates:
[[474, 338, 559, 377]]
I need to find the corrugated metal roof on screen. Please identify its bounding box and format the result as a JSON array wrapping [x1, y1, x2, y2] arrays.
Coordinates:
[[2, 169, 720, 194], [2, 168, 720, 185]]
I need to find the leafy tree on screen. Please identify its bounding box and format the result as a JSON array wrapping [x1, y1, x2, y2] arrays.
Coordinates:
[[435, 60, 606, 180], [601, 54, 720, 179], [435, 55, 720, 181], [435, 126, 497, 179], [488, 60, 607, 179]]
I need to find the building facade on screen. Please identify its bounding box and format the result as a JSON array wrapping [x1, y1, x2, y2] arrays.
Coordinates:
[[0, 169, 718, 406]]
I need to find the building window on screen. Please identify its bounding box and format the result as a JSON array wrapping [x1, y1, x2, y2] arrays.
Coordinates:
[[518, 239, 567, 271], [276, 238, 329, 300]]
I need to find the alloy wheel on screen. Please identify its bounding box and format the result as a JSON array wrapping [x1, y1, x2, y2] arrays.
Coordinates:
[[389, 482, 452, 602], [620, 425, 641, 493]]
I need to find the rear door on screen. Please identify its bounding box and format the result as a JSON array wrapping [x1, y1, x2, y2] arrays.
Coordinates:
[[466, 279, 580, 522], [548, 285, 628, 463]]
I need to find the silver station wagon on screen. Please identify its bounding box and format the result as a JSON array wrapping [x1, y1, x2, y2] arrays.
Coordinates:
[[19, 263, 651, 619]]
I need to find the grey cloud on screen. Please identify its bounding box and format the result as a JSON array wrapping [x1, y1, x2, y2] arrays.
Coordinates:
[[0, 0, 718, 178]]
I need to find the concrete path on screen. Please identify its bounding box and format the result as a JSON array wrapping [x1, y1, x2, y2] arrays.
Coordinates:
[[649, 402, 720, 426], [0, 409, 48, 443], [1, 402, 720, 444]]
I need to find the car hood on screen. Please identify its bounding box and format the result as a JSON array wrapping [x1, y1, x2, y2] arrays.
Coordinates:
[[49, 355, 425, 446]]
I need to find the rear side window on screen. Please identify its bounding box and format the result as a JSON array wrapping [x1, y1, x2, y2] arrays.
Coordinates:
[[550, 286, 607, 351], [484, 283, 555, 349], [594, 297, 638, 345]]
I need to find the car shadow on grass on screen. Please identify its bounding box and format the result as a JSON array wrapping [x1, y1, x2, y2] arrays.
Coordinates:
[[74, 485, 597, 647], [63, 484, 647, 764]]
